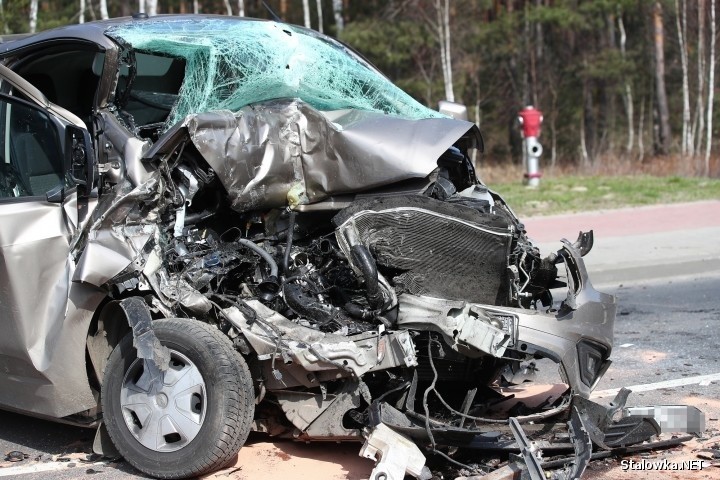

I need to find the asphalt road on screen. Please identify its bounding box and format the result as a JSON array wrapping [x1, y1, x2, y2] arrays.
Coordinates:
[[2, 271, 718, 479], [593, 273, 720, 412]]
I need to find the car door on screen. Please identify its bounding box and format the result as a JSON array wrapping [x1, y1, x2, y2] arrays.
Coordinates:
[[0, 66, 99, 418]]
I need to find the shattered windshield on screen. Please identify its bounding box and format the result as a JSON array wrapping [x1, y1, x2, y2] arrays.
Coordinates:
[[106, 18, 443, 127]]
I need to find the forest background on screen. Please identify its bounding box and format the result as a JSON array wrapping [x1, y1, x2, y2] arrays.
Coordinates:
[[1, 0, 719, 184]]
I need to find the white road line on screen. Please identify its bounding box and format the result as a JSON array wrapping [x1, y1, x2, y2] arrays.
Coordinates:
[[0, 461, 76, 477], [591, 372, 720, 399]]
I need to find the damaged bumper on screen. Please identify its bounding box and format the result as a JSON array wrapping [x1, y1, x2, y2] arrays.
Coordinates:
[[398, 241, 616, 399]]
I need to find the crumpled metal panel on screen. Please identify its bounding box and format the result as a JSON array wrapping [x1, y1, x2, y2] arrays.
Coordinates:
[[0, 197, 101, 417], [223, 301, 417, 388], [360, 423, 431, 480], [73, 174, 166, 286], [396, 294, 515, 358], [184, 99, 478, 212]]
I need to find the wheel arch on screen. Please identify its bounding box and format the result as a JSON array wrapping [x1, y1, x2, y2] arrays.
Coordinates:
[[85, 297, 134, 391]]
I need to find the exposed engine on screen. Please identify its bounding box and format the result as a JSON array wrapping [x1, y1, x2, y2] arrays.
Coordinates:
[[143, 147, 560, 332], [74, 104, 622, 480]]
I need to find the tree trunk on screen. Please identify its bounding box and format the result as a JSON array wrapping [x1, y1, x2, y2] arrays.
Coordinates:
[[238, 0, 244, 16], [652, 1, 671, 154], [580, 113, 590, 167], [99, 0, 109, 19], [146, 0, 157, 15], [549, 81, 558, 169], [618, 14, 634, 156], [316, 0, 323, 32], [694, 0, 706, 155], [638, 99, 645, 161], [599, 14, 615, 154], [705, 0, 716, 175], [676, 0, 691, 156], [472, 99, 480, 167], [87, 0, 96, 20], [522, 3, 530, 105], [583, 77, 597, 164], [137, 0, 145, 14], [434, 0, 454, 102], [528, 0, 542, 106], [29, 0, 38, 32], [303, 0, 311, 28], [332, 0, 343, 34], [79, 0, 86, 23], [443, 0, 454, 102], [223, 0, 232, 15]]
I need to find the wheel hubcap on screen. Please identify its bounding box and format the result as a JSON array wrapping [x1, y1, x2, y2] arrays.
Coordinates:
[[120, 350, 207, 452]]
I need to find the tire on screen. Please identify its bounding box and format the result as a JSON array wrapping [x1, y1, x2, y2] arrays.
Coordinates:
[[101, 318, 254, 479]]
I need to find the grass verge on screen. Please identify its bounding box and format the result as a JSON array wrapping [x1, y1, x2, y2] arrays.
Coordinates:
[[489, 175, 720, 217]]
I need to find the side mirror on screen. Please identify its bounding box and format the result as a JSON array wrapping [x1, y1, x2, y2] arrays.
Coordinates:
[[67, 125, 96, 198]]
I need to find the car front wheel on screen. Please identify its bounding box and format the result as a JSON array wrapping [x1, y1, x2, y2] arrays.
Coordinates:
[[102, 318, 254, 479]]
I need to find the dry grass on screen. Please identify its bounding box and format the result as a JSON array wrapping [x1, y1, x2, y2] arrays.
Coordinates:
[[474, 155, 720, 216], [477, 154, 720, 185]]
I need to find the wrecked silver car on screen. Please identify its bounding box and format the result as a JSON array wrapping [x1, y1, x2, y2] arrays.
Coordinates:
[[0, 15, 640, 479]]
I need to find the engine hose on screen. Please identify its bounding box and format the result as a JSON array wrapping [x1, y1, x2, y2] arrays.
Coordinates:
[[350, 244, 383, 311], [282, 210, 296, 275], [237, 238, 278, 278], [343, 301, 374, 321], [283, 282, 337, 326]]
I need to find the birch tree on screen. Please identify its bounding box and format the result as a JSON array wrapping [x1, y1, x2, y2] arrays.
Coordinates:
[[238, 0, 245, 17], [138, 0, 145, 14], [146, 0, 157, 16], [193, 0, 199, 14], [676, 0, 691, 156], [99, 0, 108, 19], [618, 14, 634, 155], [316, 0, 323, 33], [29, 0, 38, 32], [79, 0, 85, 23], [694, 0, 706, 155], [303, 0, 311, 29], [223, 0, 232, 16], [705, 0, 716, 175], [333, 0, 344, 34], [433, 0, 454, 102]]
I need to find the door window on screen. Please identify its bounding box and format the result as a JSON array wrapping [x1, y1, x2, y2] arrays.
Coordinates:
[[0, 96, 65, 199]]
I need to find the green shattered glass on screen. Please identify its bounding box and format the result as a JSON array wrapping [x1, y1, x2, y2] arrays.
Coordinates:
[[107, 18, 443, 127]]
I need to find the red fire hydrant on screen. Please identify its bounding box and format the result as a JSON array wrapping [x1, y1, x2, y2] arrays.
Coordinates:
[[518, 106, 543, 187]]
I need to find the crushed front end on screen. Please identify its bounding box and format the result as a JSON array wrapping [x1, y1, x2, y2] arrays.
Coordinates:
[[69, 18, 631, 479], [73, 97, 622, 478]]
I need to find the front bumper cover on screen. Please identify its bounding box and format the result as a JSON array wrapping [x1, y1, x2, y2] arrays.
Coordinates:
[[397, 241, 616, 398]]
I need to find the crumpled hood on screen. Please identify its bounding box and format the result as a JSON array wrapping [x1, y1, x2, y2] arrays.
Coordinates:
[[182, 99, 480, 212]]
